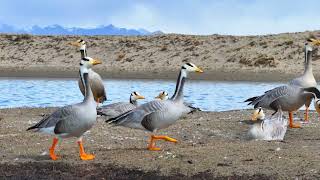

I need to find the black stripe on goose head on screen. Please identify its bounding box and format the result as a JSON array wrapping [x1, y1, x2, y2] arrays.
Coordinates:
[[82, 57, 90, 61], [258, 107, 262, 113], [186, 62, 194, 67]]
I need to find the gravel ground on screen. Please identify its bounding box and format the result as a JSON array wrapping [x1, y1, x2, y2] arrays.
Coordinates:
[[1, 108, 320, 179]]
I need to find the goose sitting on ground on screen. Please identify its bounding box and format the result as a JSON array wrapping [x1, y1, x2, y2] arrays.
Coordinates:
[[289, 41, 318, 122], [70, 39, 107, 104], [27, 57, 101, 161], [97, 91, 145, 120], [248, 109, 287, 141], [251, 107, 265, 121], [106, 63, 203, 151], [245, 85, 320, 128]]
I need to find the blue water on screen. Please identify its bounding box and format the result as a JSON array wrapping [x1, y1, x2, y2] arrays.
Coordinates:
[[0, 78, 283, 111]]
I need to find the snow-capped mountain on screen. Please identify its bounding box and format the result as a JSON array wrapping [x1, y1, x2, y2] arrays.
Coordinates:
[[0, 24, 163, 36]]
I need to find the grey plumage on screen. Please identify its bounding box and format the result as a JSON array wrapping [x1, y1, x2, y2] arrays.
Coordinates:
[[248, 109, 287, 140], [289, 43, 317, 88], [27, 58, 99, 138], [156, 91, 201, 113], [245, 85, 320, 112], [97, 91, 144, 120], [78, 69, 107, 103], [72, 39, 107, 103], [27, 56, 101, 160], [288, 43, 317, 117], [27, 72, 97, 138], [106, 63, 203, 132]]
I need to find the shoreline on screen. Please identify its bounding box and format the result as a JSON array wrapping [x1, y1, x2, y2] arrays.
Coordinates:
[[0, 66, 302, 82]]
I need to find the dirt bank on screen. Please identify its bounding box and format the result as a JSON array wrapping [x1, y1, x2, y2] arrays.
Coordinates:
[[1, 32, 320, 81]]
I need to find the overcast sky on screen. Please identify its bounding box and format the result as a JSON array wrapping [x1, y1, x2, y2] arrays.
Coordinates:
[[1, 0, 320, 35]]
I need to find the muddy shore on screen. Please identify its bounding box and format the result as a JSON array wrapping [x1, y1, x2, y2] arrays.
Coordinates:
[[1, 108, 320, 179]]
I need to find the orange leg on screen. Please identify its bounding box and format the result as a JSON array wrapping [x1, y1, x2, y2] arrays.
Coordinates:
[[147, 135, 178, 151], [49, 137, 59, 160], [289, 111, 301, 128], [78, 140, 95, 160], [304, 106, 309, 122]]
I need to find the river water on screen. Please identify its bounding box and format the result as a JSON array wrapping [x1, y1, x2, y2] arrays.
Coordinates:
[[0, 78, 285, 111]]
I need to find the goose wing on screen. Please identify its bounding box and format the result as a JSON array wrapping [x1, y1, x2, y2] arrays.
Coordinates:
[[97, 102, 136, 118], [78, 70, 107, 103], [27, 105, 76, 133], [261, 110, 287, 140], [107, 100, 169, 131], [250, 85, 297, 109], [90, 70, 107, 103]]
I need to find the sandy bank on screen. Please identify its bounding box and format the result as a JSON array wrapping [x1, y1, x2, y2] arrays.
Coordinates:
[[1, 32, 320, 81]]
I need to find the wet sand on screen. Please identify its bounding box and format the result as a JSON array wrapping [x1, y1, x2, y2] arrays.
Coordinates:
[[1, 108, 320, 179]]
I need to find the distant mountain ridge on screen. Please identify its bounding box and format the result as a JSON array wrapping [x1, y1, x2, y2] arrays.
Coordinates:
[[0, 24, 163, 36]]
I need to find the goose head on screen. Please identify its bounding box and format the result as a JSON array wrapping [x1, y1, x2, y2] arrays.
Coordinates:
[[305, 43, 313, 52], [69, 39, 86, 50], [251, 107, 265, 121], [182, 63, 203, 73], [155, 91, 169, 100], [308, 38, 320, 46], [130, 91, 145, 102], [80, 57, 102, 73]]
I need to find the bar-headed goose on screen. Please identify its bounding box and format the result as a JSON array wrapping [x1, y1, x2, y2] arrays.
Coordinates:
[[97, 91, 145, 120], [289, 41, 318, 121], [245, 85, 320, 128], [248, 109, 287, 140], [70, 39, 107, 104], [155, 91, 169, 100], [27, 56, 101, 161], [106, 63, 203, 151], [251, 107, 265, 121]]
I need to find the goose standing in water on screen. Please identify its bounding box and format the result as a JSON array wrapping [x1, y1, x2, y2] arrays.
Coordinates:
[[27, 57, 101, 160], [97, 91, 145, 120], [289, 41, 318, 122], [70, 39, 107, 104], [245, 85, 320, 128], [106, 63, 203, 151]]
